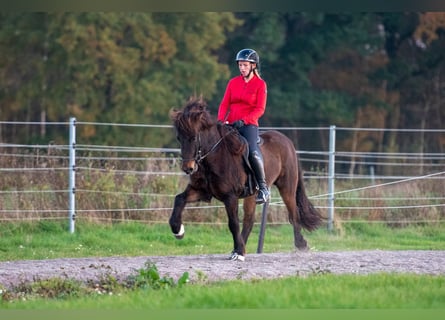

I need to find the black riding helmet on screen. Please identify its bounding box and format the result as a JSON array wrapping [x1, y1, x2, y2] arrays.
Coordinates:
[[235, 49, 260, 79], [235, 48, 259, 64]]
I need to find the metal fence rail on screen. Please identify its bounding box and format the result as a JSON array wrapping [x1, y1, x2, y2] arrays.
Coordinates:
[[0, 119, 444, 234]]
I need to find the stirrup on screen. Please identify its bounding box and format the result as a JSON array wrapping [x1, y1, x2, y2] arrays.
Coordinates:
[[256, 188, 270, 204]]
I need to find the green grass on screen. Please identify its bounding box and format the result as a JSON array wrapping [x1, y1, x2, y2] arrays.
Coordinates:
[[2, 273, 444, 309], [1, 221, 444, 310], [1, 220, 444, 261]]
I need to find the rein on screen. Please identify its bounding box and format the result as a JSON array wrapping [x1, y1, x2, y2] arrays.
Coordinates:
[[194, 125, 234, 163]]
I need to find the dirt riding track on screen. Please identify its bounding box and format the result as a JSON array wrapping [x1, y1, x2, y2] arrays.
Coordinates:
[[1, 250, 444, 289]]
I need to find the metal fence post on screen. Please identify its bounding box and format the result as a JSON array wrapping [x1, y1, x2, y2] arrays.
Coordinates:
[[68, 117, 76, 233], [328, 125, 336, 232]]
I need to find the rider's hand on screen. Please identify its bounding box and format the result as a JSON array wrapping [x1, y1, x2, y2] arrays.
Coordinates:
[[232, 120, 245, 129]]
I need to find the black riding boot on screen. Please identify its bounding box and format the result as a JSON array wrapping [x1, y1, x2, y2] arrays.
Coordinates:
[[249, 150, 270, 204]]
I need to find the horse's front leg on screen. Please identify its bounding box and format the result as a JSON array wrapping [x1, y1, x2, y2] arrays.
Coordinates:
[[169, 185, 202, 239], [224, 196, 245, 261], [241, 196, 257, 245]]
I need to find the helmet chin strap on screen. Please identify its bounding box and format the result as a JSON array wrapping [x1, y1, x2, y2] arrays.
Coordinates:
[[243, 65, 255, 79]]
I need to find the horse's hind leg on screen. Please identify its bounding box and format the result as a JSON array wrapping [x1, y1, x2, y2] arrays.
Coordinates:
[[291, 219, 308, 251], [276, 182, 308, 251]]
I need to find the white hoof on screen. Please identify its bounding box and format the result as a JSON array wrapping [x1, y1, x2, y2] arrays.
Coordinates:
[[229, 251, 245, 262], [174, 224, 185, 239]]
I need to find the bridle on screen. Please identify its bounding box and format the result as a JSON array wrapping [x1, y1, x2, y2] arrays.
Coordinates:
[[181, 125, 234, 165]]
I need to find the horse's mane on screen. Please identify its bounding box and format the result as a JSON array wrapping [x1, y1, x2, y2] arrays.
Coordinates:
[[170, 96, 214, 134], [170, 96, 245, 156]]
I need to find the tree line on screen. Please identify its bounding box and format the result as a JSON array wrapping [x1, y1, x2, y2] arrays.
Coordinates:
[[0, 12, 443, 160]]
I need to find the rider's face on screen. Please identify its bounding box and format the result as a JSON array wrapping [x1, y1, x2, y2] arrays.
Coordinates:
[[238, 61, 255, 77]]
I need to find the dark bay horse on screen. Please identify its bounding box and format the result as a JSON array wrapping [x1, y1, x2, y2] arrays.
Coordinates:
[[169, 96, 323, 261]]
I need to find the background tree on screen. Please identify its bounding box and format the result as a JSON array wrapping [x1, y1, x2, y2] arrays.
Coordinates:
[[370, 12, 445, 174], [213, 12, 444, 175], [0, 12, 241, 147], [0, 12, 443, 176]]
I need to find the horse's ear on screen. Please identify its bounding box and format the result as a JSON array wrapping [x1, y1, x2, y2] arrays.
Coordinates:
[[169, 108, 181, 121], [189, 95, 206, 112], [197, 95, 206, 110]]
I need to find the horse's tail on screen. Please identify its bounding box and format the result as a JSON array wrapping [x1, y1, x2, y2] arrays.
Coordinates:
[[296, 167, 324, 231]]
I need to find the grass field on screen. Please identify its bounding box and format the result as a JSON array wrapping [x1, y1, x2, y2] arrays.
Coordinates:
[[2, 273, 444, 309], [0, 221, 444, 312], [0, 220, 444, 261]]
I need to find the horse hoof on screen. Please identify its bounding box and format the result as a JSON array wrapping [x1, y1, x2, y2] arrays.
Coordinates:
[[229, 251, 245, 262], [174, 224, 185, 239]]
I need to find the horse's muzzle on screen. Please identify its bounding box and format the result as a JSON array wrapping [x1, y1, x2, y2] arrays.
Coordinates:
[[181, 160, 197, 175]]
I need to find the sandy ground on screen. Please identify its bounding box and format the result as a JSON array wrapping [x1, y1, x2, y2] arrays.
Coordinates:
[[1, 250, 444, 289]]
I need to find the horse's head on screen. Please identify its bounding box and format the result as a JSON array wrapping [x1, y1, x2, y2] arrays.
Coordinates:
[[170, 96, 215, 174]]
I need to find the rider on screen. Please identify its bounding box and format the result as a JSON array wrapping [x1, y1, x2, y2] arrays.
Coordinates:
[[217, 48, 270, 204]]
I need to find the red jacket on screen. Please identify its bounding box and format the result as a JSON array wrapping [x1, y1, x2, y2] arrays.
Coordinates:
[[217, 74, 267, 126]]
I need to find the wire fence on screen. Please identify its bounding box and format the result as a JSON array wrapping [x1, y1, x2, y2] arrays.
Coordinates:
[[0, 120, 444, 232]]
